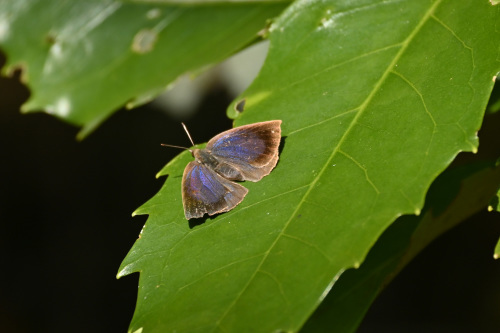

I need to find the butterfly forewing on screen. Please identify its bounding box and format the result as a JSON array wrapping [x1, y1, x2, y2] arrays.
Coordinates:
[[182, 162, 248, 219], [206, 120, 281, 181]]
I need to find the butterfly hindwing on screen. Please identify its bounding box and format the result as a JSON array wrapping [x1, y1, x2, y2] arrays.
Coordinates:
[[182, 162, 248, 219]]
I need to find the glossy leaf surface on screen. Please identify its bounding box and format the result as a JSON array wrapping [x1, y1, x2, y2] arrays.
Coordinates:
[[119, 0, 500, 331]]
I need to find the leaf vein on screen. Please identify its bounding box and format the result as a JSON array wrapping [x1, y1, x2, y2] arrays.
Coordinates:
[[430, 14, 473, 55], [431, 12, 476, 123], [399, 189, 421, 215], [338, 149, 381, 194], [287, 108, 358, 137], [76, 1, 122, 39], [257, 269, 289, 305], [278, 43, 403, 94], [216, 184, 311, 221], [175, 253, 265, 295], [455, 123, 478, 152], [282, 233, 333, 264], [391, 70, 437, 127]]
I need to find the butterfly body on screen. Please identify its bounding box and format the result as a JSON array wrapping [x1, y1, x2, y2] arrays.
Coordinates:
[[191, 149, 247, 181], [181, 120, 282, 220]]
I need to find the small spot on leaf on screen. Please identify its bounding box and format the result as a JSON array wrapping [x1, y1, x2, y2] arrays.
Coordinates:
[[234, 98, 246, 113], [146, 8, 161, 20], [132, 29, 158, 54], [45, 32, 56, 45], [318, 7, 335, 29]]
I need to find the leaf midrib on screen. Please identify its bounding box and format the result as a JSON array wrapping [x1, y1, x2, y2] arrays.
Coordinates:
[[212, 0, 442, 330]]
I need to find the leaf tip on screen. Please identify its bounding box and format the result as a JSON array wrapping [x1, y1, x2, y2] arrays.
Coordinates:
[[77, 123, 99, 140], [132, 207, 148, 216], [244, 91, 272, 109], [116, 268, 128, 280], [117, 262, 139, 280], [20, 100, 38, 114]]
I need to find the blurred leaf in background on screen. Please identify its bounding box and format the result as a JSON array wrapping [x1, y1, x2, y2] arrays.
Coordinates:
[[0, 0, 288, 138]]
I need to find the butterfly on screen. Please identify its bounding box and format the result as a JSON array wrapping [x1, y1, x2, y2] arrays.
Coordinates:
[[163, 120, 282, 220]]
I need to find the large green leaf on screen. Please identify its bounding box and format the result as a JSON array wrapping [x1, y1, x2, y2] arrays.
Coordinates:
[[489, 187, 500, 213], [490, 187, 500, 259], [0, 0, 289, 138], [301, 160, 500, 332], [488, 80, 500, 113], [118, 0, 499, 331], [494, 235, 500, 260]]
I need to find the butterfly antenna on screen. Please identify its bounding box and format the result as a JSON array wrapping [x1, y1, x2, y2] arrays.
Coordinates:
[[181, 122, 195, 146], [160, 143, 190, 150], [160, 123, 196, 152]]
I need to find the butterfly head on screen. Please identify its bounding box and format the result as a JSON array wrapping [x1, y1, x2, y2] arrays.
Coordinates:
[[192, 148, 218, 168]]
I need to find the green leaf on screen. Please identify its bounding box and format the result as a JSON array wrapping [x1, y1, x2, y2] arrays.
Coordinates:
[[118, 0, 500, 331], [489, 187, 500, 213], [0, 0, 289, 138], [490, 186, 500, 259], [301, 160, 500, 332], [494, 238, 500, 259], [487, 78, 500, 114]]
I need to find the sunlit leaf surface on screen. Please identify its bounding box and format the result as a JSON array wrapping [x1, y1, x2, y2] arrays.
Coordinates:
[[491, 187, 500, 259]]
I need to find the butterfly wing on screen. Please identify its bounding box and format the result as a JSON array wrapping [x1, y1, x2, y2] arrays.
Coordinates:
[[206, 120, 281, 182], [182, 161, 248, 219]]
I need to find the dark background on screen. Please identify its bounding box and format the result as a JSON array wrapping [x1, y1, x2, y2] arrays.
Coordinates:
[[1, 52, 499, 332]]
